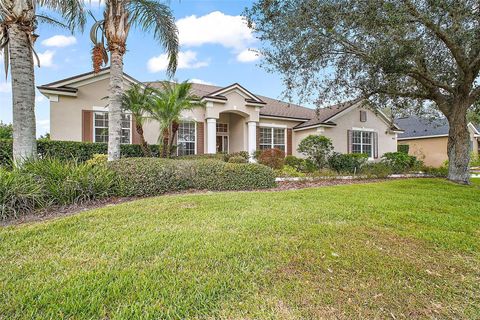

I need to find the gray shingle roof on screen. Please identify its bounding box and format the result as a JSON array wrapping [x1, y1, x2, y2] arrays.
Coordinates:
[[396, 116, 449, 139]]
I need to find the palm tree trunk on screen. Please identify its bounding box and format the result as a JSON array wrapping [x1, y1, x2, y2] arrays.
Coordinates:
[[108, 49, 124, 161], [170, 121, 179, 157], [161, 127, 169, 158], [8, 24, 37, 164], [135, 121, 151, 157]]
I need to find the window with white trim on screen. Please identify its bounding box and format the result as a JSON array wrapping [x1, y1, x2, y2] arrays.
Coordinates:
[[259, 127, 285, 151], [177, 121, 196, 156], [352, 130, 373, 157], [93, 112, 131, 144]]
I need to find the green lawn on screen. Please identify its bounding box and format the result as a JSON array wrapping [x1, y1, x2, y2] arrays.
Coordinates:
[[1, 179, 479, 319]]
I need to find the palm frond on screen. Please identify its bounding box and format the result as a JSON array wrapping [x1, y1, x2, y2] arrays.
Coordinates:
[[127, 0, 178, 77], [35, 14, 68, 29], [36, 0, 86, 32]]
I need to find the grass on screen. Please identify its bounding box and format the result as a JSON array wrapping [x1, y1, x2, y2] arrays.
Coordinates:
[[0, 178, 479, 319]]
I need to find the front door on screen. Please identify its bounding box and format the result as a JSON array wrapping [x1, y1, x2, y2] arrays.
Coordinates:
[[216, 135, 228, 153]]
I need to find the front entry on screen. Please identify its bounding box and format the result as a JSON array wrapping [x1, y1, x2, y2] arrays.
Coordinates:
[[216, 135, 228, 153]]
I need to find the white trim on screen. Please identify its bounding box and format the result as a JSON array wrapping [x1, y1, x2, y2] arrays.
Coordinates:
[[259, 122, 287, 128], [293, 123, 336, 131], [260, 115, 308, 122], [468, 122, 480, 135], [258, 126, 287, 152], [202, 97, 227, 104], [352, 127, 375, 132], [39, 89, 77, 97], [92, 111, 132, 144], [176, 121, 197, 156], [211, 84, 262, 102], [49, 95, 59, 102], [92, 106, 108, 111]]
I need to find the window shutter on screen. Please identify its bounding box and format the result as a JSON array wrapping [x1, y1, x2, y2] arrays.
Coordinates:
[[360, 110, 367, 122], [286, 128, 292, 155], [196, 122, 204, 154], [82, 110, 93, 142], [347, 130, 352, 153], [373, 132, 379, 159]]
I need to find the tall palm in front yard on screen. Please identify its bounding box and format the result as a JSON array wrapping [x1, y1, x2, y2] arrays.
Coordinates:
[[89, 0, 178, 161], [0, 0, 85, 164], [149, 81, 204, 157], [120, 83, 155, 156]]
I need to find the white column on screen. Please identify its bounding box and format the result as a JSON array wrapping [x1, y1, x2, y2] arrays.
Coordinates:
[[247, 121, 257, 162], [206, 118, 217, 154]]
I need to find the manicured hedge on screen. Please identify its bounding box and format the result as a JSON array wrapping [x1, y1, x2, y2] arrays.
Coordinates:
[[0, 139, 160, 165], [108, 158, 276, 196]]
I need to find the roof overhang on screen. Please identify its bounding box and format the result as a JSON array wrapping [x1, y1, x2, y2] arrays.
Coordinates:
[[260, 114, 311, 122], [397, 134, 448, 141], [293, 122, 337, 131]]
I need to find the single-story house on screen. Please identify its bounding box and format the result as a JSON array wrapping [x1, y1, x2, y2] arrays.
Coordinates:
[[38, 68, 403, 159], [396, 116, 480, 167]]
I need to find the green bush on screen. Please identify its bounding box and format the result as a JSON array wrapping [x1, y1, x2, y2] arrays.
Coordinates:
[[21, 158, 118, 206], [398, 144, 410, 154], [258, 148, 285, 169], [86, 154, 108, 166], [360, 162, 393, 178], [328, 152, 368, 173], [0, 139, 160, 165], [275, 165, 306, 178], [223, 151, 250, 162], [228, 156, 248, 163], [284, 155, 304, 170], [176, 153, 224, 160], [381, 152, 423, 173], [469, 152, 480, 167], [108, 158, 276, 196], [0, 168, 43, 219], [297, 135, 333, 169], [422, 166, 448, 177]]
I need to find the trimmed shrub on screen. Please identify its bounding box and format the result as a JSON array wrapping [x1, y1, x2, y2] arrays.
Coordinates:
[[86, 154, 108, 166], [108, 158, 276, 196], [381, 152, 422, 173], [284, 155, 304, 170], [360, 163, 393, 178], [275, 165, 306, 178], [176, 153, 224, 161], [224, 151, 250, 162], [398, 144, 410, 154], [258, 148, 285, 169], [228, 156, 248, 163], [328, 152, 368, 174], [0, 139, 160, 165], [422, 166, 448, 177], [297, 135, 334, 169]]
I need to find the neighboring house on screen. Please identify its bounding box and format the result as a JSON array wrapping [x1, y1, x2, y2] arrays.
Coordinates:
[[38, 68, 402, 159], [396, 116, 480, 167]]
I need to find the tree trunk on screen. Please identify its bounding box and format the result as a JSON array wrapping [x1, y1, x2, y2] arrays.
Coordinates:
[[135, 121, 151, 157], [8, 24, 37, 164], [446, 106, 471, 184], [108, 49, 124, 161], [161, 127, 169, 158], [169, 121, 179, 157]]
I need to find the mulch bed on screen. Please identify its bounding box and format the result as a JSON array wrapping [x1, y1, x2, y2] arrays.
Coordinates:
[[1, 178, 404, 227]]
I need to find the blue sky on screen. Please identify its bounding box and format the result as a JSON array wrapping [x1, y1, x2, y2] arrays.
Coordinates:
[[0, 0, 291, 136]]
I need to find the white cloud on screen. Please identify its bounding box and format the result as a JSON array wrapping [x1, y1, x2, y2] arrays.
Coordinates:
[[41, 35, 77, 48], [36, 119, 50, 133], [148, 50, 208, 73], [37, 50, 55, 68], [35, 95, 46, 102], [177, 11, 255, 50], [189, 79, 214, 85], [236, 49, 261, 63], [0, 81, 11, 93]]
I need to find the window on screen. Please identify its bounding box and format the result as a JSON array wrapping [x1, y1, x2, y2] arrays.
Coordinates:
[[351, 130, 373, 157], [259, 127, 285, 151], [216, 123, 228, 133], [93, 112, 131, 144], [177, 121, 196, 156]]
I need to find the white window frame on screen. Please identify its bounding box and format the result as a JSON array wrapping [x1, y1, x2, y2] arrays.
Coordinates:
[[176, 121, 197, 156], [351, 130, 374, 158], [93, 111, 132, 144], [259, 127, 286, 152]]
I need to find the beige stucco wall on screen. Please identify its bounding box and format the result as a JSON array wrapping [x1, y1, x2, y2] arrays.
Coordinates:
[[399, 128, 479, 167], [293, 107, 397, 158], [398, 137, 448, 167]]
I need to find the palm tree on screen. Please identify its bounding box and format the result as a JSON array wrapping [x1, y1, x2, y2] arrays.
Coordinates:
[[148, 81, 204, 157], [0, 0, 85, 164], [89, 0, 178, 161], [120, 83, 154, 156]]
